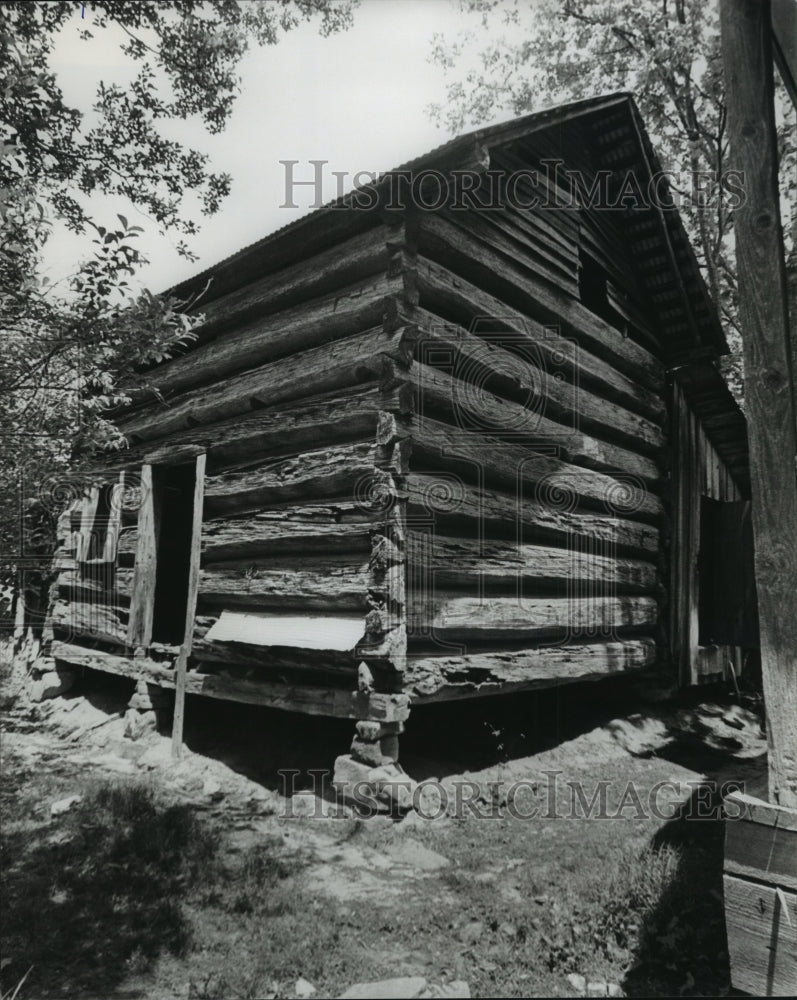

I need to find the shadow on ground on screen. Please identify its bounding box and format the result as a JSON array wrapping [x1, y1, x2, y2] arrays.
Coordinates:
[[1, 785, 214, 999]]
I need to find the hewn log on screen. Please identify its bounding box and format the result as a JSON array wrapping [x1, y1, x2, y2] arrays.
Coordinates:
[[126, 273, 402, 400], [407, 594, 658, 640], [179, 227, 390, 342], [406, 639, 656, 700], [203, 440, 382, 515], [51, 599, 127, 647], [202, 503, 377, 562], [410, 305, 665, 453], [197, 556, 372, 612], [118, 327, 410, 443], [403, 360, 662, 481], [419, 214, 665, 390], [97, 383, 412, 475], [50, 641, 409, 719], [412, 256, 666, 422], [407, 532, 657, 593], [56, 567, 133, 606], [404, 474, 658, 556], [409, 416, 664, 521]]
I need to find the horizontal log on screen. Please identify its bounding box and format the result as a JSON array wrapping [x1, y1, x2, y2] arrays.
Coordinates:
[[409, 416, 664, 521], [413, 257, 666, 424], [202, 502, 380, 562], [51, 599, 127, 647], [127, 273, 402, 400], [407, 594, 658, 640], [198, 556, 371, 612], [419, 214, 665, 390], [117, 327, 410, 443], [95, 383, 412, 475], [51, 641, 409, 719], [183, 227, 390, 342], [406, 639, 657, 700], [407, 532, 657, 593], [409, 306, 665, 454], [56, 566, 134, 605], [404, 359, 662, 480], [404, 475, 659, 556], [203, 440, 382, 515], [416, 258, 666, 427]]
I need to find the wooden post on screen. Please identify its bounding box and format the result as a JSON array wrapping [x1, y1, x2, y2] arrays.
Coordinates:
[[127, 464, 160, 649], [720, 0, 797, 807], [172, 453, 206, 759], [171, 644, 188, 759]]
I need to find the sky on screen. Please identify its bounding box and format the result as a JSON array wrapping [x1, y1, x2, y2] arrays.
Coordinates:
[[44, 0, 493, 296]]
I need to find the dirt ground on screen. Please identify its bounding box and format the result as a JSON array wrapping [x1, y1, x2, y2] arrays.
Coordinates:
[[0, 663, 767, 1000]]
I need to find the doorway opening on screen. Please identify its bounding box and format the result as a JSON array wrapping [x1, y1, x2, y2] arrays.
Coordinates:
[[151, 462, 197, 644]]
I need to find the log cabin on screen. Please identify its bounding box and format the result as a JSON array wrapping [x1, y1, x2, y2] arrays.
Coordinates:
[[41, 92, 757, 775]]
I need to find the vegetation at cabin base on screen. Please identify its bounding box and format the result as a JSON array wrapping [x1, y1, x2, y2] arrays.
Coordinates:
[[428, 0, 797, 402], [0, 0, 357, 617]]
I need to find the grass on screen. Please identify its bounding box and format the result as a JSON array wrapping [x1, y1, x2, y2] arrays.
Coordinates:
[[1, 706, 734, 999], [5, 792, 727, 998], [1, 782, 216, 998]]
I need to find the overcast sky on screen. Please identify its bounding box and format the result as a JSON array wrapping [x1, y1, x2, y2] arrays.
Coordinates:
[[44, 0, 488, 296]]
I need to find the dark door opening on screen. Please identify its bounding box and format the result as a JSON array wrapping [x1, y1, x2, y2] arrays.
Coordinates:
[[151, 463, 197, 644], [698, 496, 758, 647]]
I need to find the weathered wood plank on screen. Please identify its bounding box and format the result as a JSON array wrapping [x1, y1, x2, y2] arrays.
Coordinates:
[[118, 327, 410, 443], [199, 611, 364, 652], [725, 816, 797, 892], [404, 474, 659, 556], [203, 440, 381, 515], [50, 641, 408, 720], [198, 556, 372, 613], [723, 874, 797, 995], [413, 255, 666, 422], [76, 488, 100, 562], [202, 503, 376, 562], [409, 416, 663, 521], [407, 532, 657, 593], [127, 464, 159, 649], [406, 639, 657, 700], [173, 453, 206, 757], [407, 594, 658, 641]]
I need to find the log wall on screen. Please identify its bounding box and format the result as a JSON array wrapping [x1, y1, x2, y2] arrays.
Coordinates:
[[50, 214, 411, 726], [382, 192, 668, 702]]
